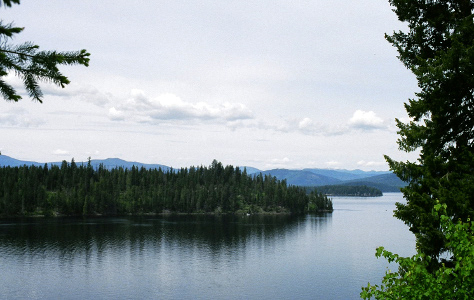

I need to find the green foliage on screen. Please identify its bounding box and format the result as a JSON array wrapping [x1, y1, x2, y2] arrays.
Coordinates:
[[384, 0, 474, 262], [0, 160, 332, 216], [361, 204, 474, 299], [307, 190, 333, 212], [0, 0, 90, 102]]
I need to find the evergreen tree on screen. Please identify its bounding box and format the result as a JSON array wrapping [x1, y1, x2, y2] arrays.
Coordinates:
[[384, 0, 474, 266], [363, 1, 474, 295], [0, 0, 90, 102]]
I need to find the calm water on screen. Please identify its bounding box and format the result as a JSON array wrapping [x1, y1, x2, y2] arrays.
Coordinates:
[[0, 193, 415, 300]]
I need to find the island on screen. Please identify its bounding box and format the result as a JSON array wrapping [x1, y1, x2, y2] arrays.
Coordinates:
[[0, 159, 333, 217]]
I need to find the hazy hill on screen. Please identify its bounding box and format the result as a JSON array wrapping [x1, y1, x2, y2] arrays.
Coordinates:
[[240, 166, 261, 175], [302, 168, 390, 181], [0, 155, 170, 171], [340, 173, 407, 192], [85, 158, 170, 172], [260, 169, 405, 192], [0, 155, 44, 167]]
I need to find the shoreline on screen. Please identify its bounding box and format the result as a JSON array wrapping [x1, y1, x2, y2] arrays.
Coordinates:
[[0, 209, 333, 219]]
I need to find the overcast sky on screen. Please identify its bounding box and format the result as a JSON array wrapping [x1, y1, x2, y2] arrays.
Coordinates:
[[0, 0, 419, 171]]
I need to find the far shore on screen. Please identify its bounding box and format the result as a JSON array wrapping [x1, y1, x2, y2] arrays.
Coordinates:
[[0, 209, 334, 219]]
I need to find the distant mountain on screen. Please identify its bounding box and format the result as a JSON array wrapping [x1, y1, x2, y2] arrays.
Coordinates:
[[86, 158, 170, 172], [258, 169, 405, 193], [240, 166, 261, 175], [0, 155, 45, 167], [340, 173, 407, 192], [302, 168, 390, 181], [0, 155, 170, 172]]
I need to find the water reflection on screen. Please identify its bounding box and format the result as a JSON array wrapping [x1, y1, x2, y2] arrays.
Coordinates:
[[1, 212, 366, 299], [0, 214, 331, 266], [0, 195, 415, 299]]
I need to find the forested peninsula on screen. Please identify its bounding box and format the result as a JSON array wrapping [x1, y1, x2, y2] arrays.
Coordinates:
[[314, 185, 383, 197], [0, 159, 333, 217]]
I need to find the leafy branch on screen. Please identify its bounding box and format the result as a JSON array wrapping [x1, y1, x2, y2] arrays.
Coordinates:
[[361, 203, 474, 299]]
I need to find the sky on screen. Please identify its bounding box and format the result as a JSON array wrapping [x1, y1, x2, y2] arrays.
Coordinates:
[[0, 0, 420, 171]]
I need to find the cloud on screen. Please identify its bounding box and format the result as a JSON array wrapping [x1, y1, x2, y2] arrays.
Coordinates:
[[85, 150, 101, 157], [110, 90, 254, 124], [3, 72, 111, 106], [225, 118, 289, 133], [0, 108, 45, 127], [325, 161, 342, 168], [226, 116, 348, 136], [53, 149, 70, 156], [295, 117, 348, 136], [298, 117, 313, 129], [348, 110, 385, 130], [357, 160, 387, 168], [203, 59, 290, 84], [271, 157, 290, 164], [41, 83, 111, 107], [108, 107, 125, 121], [264, 157, 291, 169]]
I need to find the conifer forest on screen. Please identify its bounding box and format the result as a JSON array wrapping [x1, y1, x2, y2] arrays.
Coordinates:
[[0, 159, 332, 217]]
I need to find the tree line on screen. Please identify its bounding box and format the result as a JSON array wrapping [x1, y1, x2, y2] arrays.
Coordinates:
[[0, 159, 333, 217], [312, 185, 382, 197]]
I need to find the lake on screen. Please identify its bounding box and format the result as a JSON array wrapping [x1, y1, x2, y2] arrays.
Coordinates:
[[0, 193, 415, 300]]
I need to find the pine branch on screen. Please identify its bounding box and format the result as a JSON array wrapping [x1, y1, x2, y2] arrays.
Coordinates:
[[24, 74, 42, 102], [0, 47, 38, 59], [0, 47, 90, 67], [0, 22, 23, 38], [0, 78, 21, 101], [0, 1, 90, 102], [0, 0, 20, 8]]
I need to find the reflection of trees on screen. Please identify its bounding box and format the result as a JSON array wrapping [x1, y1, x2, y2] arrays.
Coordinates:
[[0, 215, 331, 266]]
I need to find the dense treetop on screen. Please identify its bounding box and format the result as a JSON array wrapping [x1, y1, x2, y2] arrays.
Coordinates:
[[0, 159, 332, 217]]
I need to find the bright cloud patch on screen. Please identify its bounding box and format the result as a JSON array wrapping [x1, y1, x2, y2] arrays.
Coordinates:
[[271, 157, 290, 164], [108, 107, 125, 121], [325, 161, 342, 168], [296, 117, 347, 136], [357, 160, 386, 168], [53, 149, 70, 156], [348, 110, 385, 130], [298, 117, 313, 129], [111, 90, 254, 124], [264, 157, 292, 169]]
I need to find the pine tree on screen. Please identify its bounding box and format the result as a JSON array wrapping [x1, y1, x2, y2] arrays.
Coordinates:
[[384, 0, 474, 268], [0, 0, 90, 102]]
